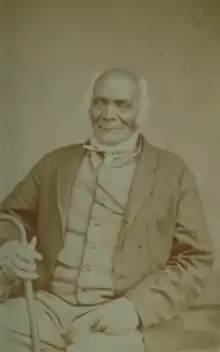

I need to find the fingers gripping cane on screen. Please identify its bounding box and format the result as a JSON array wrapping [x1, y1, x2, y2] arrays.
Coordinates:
[[0, 214, 41, 352]]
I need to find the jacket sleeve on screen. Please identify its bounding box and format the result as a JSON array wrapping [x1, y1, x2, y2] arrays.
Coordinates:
[[125, 162, 215, 328], [0, 154, 50, 243], [0, 154, 49, 300]]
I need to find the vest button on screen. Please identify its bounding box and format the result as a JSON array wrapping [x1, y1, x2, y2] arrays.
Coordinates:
[[94, 222, 100, 227], [83, 266, 91, 272]]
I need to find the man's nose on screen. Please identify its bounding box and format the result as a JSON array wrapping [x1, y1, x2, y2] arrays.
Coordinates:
[[103, 104, 116, 119]]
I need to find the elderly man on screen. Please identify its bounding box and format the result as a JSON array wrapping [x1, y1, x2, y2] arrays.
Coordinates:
[[0, 68, 215, 352]]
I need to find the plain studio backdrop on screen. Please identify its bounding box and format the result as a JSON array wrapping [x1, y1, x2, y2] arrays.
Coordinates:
[[1, 0, 220, 307]]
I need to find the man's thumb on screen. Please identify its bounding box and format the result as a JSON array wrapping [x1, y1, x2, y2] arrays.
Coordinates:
[[28, 237, 43, 260]]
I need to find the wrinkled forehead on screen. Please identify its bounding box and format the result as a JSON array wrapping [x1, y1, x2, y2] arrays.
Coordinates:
[[93, 70, 140, 101]]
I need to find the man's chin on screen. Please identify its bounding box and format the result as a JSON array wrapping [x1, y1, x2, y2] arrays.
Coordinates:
[[94, 130, 131, 146]]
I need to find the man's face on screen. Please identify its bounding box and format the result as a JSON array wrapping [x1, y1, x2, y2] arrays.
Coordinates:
[[89, 73, 140, 146]]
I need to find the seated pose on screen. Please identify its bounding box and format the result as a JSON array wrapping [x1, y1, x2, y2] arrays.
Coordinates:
[[0, 68, 214, 352]]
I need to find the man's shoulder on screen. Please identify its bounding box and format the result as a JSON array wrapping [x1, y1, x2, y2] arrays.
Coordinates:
[[32, 143, 84, 173], [148, 141, 185, 163], [40, 143, 84, 162], [146, 141, 188, 173]]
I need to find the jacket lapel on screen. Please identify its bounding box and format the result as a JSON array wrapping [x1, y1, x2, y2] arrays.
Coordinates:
[[57, 144, 86, 235], [42, 144, 86, 274], [118, 138, 158, 246]]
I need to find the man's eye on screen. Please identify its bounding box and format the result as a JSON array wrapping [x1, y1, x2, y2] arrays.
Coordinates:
[[93, 99, 106, 106], [117, 102, 129, 109]]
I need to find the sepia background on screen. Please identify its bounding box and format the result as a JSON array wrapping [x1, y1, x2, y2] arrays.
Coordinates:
[[1, 0, 220, 310]]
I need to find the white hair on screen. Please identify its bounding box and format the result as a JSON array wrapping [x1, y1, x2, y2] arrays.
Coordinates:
[[79, 69, 150, 128]]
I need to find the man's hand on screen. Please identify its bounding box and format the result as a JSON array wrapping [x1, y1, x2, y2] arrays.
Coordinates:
[[70, 297, 140, 342], [0, 238, 42, 281], [93, 297, 139, 335], [68, 309, 99, 343]]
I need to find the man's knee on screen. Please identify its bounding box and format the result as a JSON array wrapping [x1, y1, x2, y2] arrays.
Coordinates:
[[66, 331, 145, 352], [0, 297, 65, 350], [0, 297, 32, 334]]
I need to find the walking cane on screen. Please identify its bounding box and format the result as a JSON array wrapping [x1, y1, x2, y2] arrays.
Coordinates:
[[0, 214, 41, 352]]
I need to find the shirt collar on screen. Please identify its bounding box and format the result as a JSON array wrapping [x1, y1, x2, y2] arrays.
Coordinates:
[[84, 131, 140, 155]]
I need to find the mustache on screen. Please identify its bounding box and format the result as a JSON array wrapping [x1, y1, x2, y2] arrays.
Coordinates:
[[93, 115, 130, 127]]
